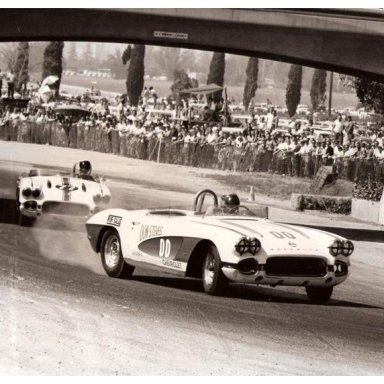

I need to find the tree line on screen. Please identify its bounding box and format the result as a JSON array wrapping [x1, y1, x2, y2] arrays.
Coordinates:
[[6, 41, 384, 116]]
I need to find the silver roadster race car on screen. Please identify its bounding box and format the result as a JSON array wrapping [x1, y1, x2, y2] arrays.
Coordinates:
[[16, 160, 111, 225], [85, 189, 353, 303]]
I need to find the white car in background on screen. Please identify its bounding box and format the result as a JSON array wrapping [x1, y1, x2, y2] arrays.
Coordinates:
[[16, 160, 111, 226]]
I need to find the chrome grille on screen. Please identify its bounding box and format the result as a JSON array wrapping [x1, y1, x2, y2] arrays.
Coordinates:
[[266, 257, 327, 277]]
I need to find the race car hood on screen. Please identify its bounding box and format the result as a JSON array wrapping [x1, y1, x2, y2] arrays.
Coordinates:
[[211, 217, 341, 255], [19, 175, 109, 204]]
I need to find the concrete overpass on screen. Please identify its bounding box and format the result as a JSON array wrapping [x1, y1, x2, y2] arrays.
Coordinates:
[[0, 8, 383, 80]]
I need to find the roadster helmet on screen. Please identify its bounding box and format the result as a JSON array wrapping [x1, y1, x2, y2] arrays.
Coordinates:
[[220, 193, 240, 208], [79, 160, 91, 173], [74, 160, 92, 176]]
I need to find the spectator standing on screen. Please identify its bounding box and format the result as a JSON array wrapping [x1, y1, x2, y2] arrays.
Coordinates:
[[291, 137, 301, 176], [0, 69, 3, 97], [7, 70, 15, 98], [344, 115, 355, 144], [149, 86, 158, 108], [333, 114, 344, 146], [375, 146, 384, 180], [142, 87, 150, 106], [258, 117, 266, 131], [324, 138, 335, 166], [355, 142, 367, 181], [265, 108, 274, 133], [271, 110, 279, 130]]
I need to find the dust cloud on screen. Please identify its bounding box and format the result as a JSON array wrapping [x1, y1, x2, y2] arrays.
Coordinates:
[[32, 217, 103, 274]]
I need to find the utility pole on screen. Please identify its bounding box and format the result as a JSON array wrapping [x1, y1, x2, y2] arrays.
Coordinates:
[[328, 71, 333, 118]]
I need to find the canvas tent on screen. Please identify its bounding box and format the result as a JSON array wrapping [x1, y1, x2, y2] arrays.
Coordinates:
[[179, 83, 228, 124], [179, 83, 224, 95]]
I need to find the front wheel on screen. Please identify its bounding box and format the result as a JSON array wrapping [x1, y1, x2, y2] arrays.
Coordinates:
[[202, 245, 228, 295], [100, 229, 135, 278], [18, 212, 36, 227], [306, 286, 333, 304]]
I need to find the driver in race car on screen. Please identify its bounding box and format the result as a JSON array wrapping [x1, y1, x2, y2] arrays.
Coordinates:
[[206, 193, 240, 215], [73, 160, 93, 180], [220, 193, 240, 213]]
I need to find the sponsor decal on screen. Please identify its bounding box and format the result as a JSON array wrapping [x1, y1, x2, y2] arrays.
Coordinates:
[[139, 225, 163, 241], [154, 31, 188, 40], [270, 231, 296, 239], [107, 215, 122, 227], [56, 177, 78, 201], [159, 238, 171, 258], [162, 259, 182, 269]]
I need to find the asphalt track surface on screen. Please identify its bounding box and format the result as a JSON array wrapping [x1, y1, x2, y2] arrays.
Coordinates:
[[0, 144, 383, 375]]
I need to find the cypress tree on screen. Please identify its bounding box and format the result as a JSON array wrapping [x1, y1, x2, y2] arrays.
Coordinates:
[[243, 57, 259, 111], [125, 44, 145, 106], [207, 52, 225, 102], [310, 69, 327, 111], [286, 64, 303, 117], [14, 42, 29, 92], [42, 41, 64, 91], [354, 77, 384, 114]]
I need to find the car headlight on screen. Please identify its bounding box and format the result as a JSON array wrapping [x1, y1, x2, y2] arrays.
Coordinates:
[[248, 237, 261, 254], [22, 187, 32, 197], [24, 201, 37, 209], [341, 240, 354, 256], [102, 194, 111, 204], [93, 194, 102, 203], [328, 239, 353, 257], [235, 237, 261, 255], [32, 188, 41, 198]]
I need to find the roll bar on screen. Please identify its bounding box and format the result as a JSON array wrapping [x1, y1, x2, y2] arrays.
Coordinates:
[[193, 189, 218, 213]]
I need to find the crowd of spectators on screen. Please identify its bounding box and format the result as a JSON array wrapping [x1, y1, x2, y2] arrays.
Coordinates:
[[1, 86, 384, 183]]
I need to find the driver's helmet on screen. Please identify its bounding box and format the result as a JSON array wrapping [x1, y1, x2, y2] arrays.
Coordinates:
[[220, 193, 240, 211], [77, 160, 92, 176]]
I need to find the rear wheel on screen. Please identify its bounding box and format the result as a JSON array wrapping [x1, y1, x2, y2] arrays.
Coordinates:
[[202, 245, 228, 295], [100, 229, 135, 278], [306, 286, 333, 304]]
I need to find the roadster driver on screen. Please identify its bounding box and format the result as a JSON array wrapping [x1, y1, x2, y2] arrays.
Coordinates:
[[206, 193, 250, 215]]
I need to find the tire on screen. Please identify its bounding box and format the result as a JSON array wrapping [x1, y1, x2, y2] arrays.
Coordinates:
[[18, 213, 36, 227], [16, 189, 36, 227], [306, 286, 333, 304], [16, 187, 20, 212], [202, 244, 228, 295], [100, 229, 135, 278]]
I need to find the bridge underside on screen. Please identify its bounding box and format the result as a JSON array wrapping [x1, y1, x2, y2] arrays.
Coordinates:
[[0, 9, 383, 81]]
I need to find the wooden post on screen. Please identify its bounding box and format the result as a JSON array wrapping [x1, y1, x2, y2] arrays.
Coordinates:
[[157, 137, 162, 163], [328, 71, 333, 118], [224, 87, 228, 126]]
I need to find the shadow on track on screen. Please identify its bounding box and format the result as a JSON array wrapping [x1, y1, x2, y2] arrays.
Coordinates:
[[0, 197, 84, 232], [131, 274, 382, 310], [0, 197, 18, 224]]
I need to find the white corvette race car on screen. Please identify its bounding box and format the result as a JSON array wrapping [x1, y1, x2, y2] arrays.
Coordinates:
[[16, 160, 111, 225], [86, 189, 353, 303]]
